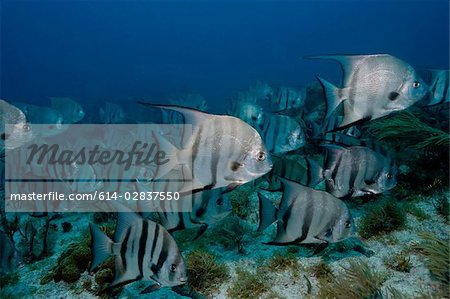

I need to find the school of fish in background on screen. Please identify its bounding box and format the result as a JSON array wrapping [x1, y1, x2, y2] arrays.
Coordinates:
[[0, 54, 449, 295]]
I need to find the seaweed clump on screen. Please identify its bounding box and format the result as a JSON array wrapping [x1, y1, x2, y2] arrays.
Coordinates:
[[367, 110, 450, 152], [318, 259, 386, 299], [384, 252, 412, 273], [227, 267, 275, 299], [212, 216, 251, 254], [416, 232, 449, 295], [186, 249, 229, 297], [261, 252, 301, 278], [358, 198, 407, 239], [40, 235, 92, 284]]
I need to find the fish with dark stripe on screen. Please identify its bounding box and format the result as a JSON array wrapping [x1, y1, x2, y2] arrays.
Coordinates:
[[319, 144, 397, 198], [138, 104, 273, 194], [257, 113, 305, 154], [309, 54, 428, 130], [89, 212, 187, 292], [258, 178, 354, 245]]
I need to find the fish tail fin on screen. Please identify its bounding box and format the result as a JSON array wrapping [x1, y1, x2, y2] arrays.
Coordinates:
[[304, 157, 324, 187], [151, 131, 180, 179], [316, 76, 344, 120], [257, 192, 278, 232], [89, 223, 113, 272]]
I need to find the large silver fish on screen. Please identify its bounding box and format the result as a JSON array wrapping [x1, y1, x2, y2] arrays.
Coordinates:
[[49, 97, 85, 124], [89, 212, 187, 291], [0, 100, 34, 150], [310, 54, 428, 129], [257, 113, 305, 154], [319, 145, 397, 198], [424, 69, 449, 107], [258, 178, 354, 245], [139, 103, 273, 194]]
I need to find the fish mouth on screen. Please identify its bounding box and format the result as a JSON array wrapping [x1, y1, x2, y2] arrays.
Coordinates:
[[179, 277, 187, 283]]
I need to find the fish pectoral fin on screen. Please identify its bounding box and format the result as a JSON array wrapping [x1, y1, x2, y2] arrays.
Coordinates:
[[140, 283, 161, 294], [193, 223, 208, 240]]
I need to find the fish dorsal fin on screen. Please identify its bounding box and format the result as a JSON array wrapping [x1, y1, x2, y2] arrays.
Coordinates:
[[278, 177, 304, 211], [307, 54, 387, 85], [114, 212, 141, 242], [138, 102, 211, 128]]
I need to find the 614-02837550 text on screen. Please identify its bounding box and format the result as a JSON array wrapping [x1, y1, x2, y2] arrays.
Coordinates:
[[8, 191, 181, 201]]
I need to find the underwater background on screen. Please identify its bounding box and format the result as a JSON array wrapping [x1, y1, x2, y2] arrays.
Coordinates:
[[1, 0, 449, 299]]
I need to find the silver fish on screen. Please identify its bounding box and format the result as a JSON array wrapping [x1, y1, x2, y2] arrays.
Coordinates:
[[140, 104, 273, 194], [12, 102, 67, 137], [320, 145, 397, 198], [258, 178, 354, 245], [266, 86, 306, 112], [49, 97, 85, 123], [0, 100, 34, 150], [424, 69, 449, 106], [228, 101, 265, 128], [311, 54, 428, 129], [89, 212, 187, 290], [257, 113, 305, 154]]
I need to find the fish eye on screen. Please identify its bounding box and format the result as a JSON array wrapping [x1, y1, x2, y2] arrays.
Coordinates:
[[387, 173, 393, 180], [344, 221, 352, 228], [23, 124, 30, 132], [412, 81, 421, 88], [170, 264, 177, 272], [256, 151, 266, 162], [216, 197, 223, 206], [251, 116, 257, 121]]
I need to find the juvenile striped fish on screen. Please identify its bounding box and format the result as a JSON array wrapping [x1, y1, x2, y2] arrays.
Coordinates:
[[258, 178, 354, 245], [266, 86, 306, 112], [89, 212, 187, 291], [257, 113, 305, 154], [320, 145, 397, 198], [310, 54, 428, 129], [49, 97, 85, 124], [139, 103, 273, 194]]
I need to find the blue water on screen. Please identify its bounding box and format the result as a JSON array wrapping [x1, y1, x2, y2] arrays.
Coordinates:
[[1, 0, 448, 111]]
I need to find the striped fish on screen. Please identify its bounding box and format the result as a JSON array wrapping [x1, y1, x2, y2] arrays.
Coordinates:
[[424, 69, 449, 107], [263, 155, 323, 190], [320, 145, 397, 198], [228, 101, 265, 128], [89, 212, 187, 291], [139, 103, 273, 194], [158, 188, 232, 239], [49, 97, 85, 124], [265, 86, 306, 112], [310, 54, 428, 130], [257, 113, 305, 154], [258, 178, 354, 245]]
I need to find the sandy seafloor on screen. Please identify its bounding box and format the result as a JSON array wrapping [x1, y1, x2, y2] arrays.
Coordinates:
[[1, 188, 448, 299]]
